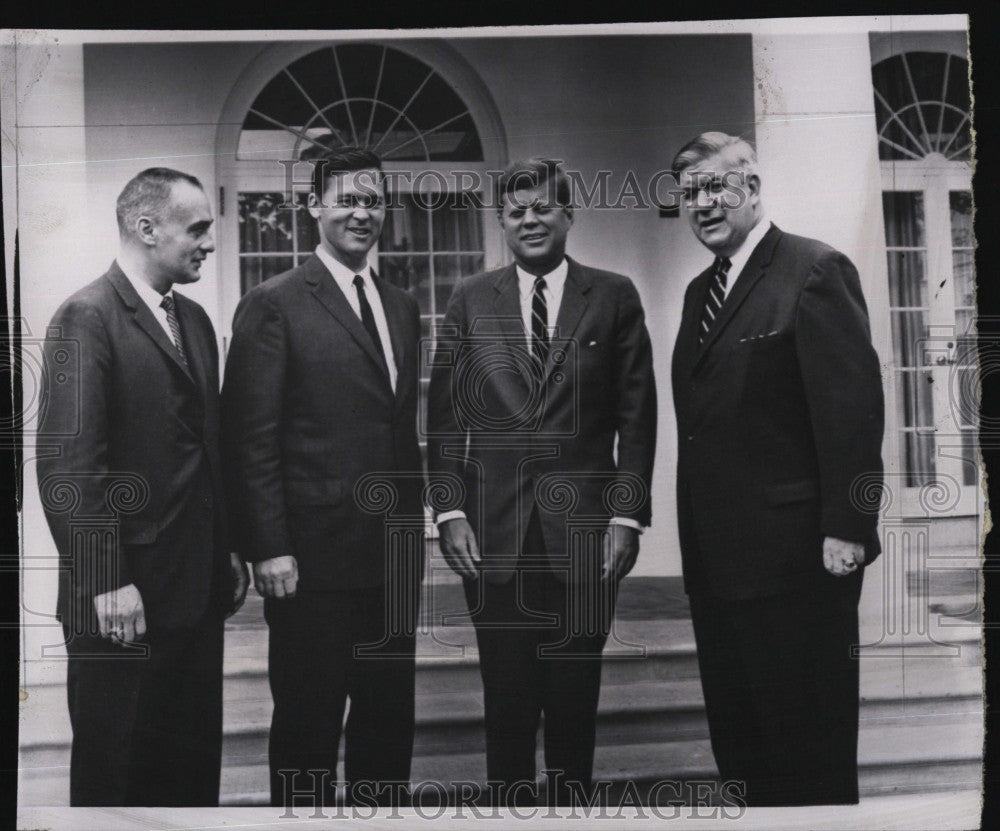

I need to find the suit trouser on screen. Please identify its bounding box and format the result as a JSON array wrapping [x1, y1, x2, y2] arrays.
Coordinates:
[[462, 512, 617, 806], [63, 606, 225, 806], [688, 569, 864, 806], [265, 585, 417, 807]]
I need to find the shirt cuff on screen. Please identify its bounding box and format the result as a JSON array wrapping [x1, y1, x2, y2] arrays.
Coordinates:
[[436, 510, 467, 527], [610, 516, 644, 534]]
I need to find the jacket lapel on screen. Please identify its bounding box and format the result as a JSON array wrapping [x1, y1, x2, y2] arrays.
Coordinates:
[[372, 273, 408, 402], [302, 255, 392, 390], [545, 257, 591, 383], [106, 262, 196, 386], [694, 223, 781, 366], [173, 294, 210, 403], [492, 265, 535, 388]]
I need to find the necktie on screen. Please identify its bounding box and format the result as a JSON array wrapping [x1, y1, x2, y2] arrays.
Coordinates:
[[699, 256, 732, 344], [159, 294, 187, 366], [353, 274, 389, 376], [531, 276, 549, 367]]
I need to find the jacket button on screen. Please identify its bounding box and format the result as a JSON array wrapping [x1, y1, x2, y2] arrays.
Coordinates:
[[686, 435, 694, 442]]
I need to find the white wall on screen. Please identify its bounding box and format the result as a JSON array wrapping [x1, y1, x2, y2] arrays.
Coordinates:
[[5, 38, 92, 684]]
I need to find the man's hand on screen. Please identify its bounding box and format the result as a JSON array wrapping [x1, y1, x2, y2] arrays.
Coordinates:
[[602, 524, 640, 581], [228, 553, 251, 616], [253, 555, 298, 599], [823, 536, 865, 577], [93, 583, 146, 643], [438, 518, 481, 580]]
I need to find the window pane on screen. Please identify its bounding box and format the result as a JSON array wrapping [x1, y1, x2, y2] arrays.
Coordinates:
[[379, 254, 431, 312], [950, 191, 973, 248], [432, 194, 486, 251], [887, 251, 927, 309], [952, 251, 975, 310], [434, 255, 485, 313], [894, 369, 935, 430], [902, 431, 936, 488], [882, 192, 925, 248], [240, 256, 294, 295], [239, 193, 295, 254], [959, 430, 979, 486], [383, 194, 430, 253], [890, 311, 929, 369], [294, 192, 319, 254]]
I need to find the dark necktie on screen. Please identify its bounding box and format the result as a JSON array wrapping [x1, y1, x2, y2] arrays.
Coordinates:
[[159, 294, 187, 366], [699, 256, 732, 344], [531, 276, 549, 367], [353, 274, 389, 375]]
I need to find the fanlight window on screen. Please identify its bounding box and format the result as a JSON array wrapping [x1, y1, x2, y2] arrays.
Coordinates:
[[238, 43, 484, 161], [872, 52, 971, 162]]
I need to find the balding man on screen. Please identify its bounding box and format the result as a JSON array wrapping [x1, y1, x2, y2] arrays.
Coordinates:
[[38, 168, 249, 805], [671, 133, 884, 805]]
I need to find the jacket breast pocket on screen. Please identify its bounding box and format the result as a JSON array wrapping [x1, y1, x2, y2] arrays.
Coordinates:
[[764, 478, 820, 507], [284, 479, 344, 507]]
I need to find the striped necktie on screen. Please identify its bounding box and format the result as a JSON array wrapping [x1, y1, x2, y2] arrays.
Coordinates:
[[699, 256, 732, 344], [159, 294, 188, 366], [530, 276, 549, 367]]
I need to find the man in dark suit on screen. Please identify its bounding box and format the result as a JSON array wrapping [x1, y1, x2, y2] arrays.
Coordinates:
[[37, 168, 249, 806], [427, 158, 657, 806], [670, 132, 884, 805], [222, 147, 423, 808]]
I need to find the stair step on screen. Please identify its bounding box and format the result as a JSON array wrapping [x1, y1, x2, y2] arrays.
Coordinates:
[[212, 715, 983, 807]]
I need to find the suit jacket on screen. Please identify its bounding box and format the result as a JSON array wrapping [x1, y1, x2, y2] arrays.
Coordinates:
[[427, 258, 657, 583], [671, 224, 884, 599], [221, 254, 424, 591], [37, 262, 231, 630]]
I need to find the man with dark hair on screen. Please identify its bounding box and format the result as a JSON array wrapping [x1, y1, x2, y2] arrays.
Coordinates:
[[38, 167, 249, 805], [223, 146, 423, 807], [427, 156, 657, 806], [670, 132, 884, 805]]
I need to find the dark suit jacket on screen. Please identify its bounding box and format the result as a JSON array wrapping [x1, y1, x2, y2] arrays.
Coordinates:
[[38, 262, 231, 630], [221, 254, 424, 591], [671, 224, 884, 599], [427, 258, 657, 583]]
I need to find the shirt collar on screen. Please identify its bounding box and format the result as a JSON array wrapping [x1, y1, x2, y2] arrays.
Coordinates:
[[516, 257, 568, 296], [725, 215, 771, 279], [315, 245, 374, 289], [117, 257, 172, 312]]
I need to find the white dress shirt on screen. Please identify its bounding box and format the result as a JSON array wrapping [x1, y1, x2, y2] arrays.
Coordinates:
[[718, 214, 771, 301], [117, 258, 178, 344], [314, 245, 398, 393], [436, 256, 643, 534], [516, 258, 567, 348]]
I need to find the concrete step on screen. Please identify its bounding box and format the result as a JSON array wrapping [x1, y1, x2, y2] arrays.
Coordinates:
[[19, 654, 982, 808], [208, 714, 983, 807]]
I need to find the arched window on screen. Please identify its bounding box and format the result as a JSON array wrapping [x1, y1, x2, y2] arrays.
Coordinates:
[[237, 43, 484, 162], [873, 51, 971, 162], [872, 47, 976, 514]]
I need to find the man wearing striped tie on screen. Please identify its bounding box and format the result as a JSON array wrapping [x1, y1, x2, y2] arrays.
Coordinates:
[[428, 158, 657, 806], [670, 133, 884, 805], [38, 168, 250, 804]]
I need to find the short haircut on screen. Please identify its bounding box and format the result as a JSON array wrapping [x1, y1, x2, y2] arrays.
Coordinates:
[[496, 157, 572, 213], [308, 146, 383, 201], [116, 168, 204, 237], [671, 132, 759, 178]]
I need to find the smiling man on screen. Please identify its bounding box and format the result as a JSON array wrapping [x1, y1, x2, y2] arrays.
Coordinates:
[[670, 133, 884, 805], [222, 147, 423, 809], [38, 168, 249, 805], [427, 157, 657, 806]]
